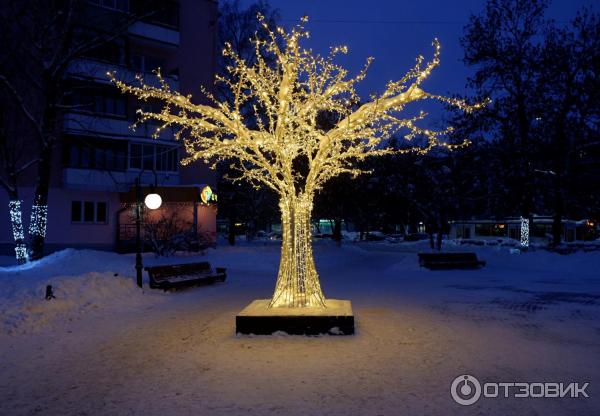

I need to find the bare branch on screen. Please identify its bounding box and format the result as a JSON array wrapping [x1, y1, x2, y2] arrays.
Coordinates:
[[0, 74, 44, 142], [15, 157, 40, 175]]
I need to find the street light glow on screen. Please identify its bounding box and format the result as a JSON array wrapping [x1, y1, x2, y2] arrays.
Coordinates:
[[144, 193, 162, 210]]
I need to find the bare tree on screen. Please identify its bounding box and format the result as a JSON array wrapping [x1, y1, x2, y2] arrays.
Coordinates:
[[539, 9, 599, 245], [0, 0, 155, 260], [461, 0, 547, 232], [217, 0, 280, 245], [459, 0, 599, 246], [111, 16, 484, 308], [0, 102, 38, 263]]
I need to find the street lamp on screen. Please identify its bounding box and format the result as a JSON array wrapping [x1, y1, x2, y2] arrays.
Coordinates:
[[135, 176, 162, 288], [144, 193, 162, 210]]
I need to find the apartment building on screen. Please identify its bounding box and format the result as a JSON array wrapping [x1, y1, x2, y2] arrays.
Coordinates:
[[0, 0, 219, 253]]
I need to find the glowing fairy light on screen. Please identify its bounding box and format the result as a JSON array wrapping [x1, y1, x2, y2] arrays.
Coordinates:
[[9, 200, 27, 263], [110, 15, 485, 308], [29, 196, 48, 238], [15, 244, 28, 262], [9, 200, 24, 240], [520, 217, 529, 248]]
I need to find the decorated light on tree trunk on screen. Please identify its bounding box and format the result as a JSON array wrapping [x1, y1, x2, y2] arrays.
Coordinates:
[[110, 15, 485, 308], [9, 200, 27, 263], [520, 217, 530, 248], [29, 195, 48, 239]]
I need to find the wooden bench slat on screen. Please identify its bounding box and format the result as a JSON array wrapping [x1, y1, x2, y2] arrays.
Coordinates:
[[145, 261, 227, 290]]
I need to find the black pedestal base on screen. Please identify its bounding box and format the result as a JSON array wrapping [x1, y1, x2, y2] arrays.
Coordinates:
[[236, 299, 354, 335]]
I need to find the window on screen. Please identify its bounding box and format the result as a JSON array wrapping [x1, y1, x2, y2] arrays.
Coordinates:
[[64, 137, 127, 171], [129, 143, 142, 169], [84, 202, 95, 222], [84, 41, 124, 65], [96, 202, 107, 223], [80, 146, 91, 168], [129, 142, 178, 172], [491, 224, 507, 237], [71, 201, 82, 222], [156, 145, 177, 172], [131, 54, 167, 73], [95, 147, 106, 170], [532, 224, 551, 238], [474, 224, 491, 237], [92, 94, 126, 117], [68, 82, 127, 117], [71, 201, 108, 224], [143, 144, 154, 170], [456, 225, 472, 239]]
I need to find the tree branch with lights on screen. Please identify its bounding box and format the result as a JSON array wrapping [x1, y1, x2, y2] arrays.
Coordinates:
[[110, 15, 486, 308]]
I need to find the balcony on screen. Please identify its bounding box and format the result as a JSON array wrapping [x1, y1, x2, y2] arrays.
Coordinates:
[[86, 0, 180, 45], [129, 21, 180, 45], [62, 112, 176, 143], [67, 58, 179, 90], [63, 168, 180, 191]]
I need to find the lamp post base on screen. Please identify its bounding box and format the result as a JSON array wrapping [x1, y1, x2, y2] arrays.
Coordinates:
[[236, 299, 354, 335]]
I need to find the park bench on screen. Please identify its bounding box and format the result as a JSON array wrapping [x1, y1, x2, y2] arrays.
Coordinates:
[[145, 261, 227, 290], [417, 252, 486, 270]]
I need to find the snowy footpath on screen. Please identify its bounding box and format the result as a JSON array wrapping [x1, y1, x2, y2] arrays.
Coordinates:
[[1, 242, 599, 415]]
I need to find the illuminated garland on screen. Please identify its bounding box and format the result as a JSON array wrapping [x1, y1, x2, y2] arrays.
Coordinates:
[[9, 200, 27, 263], [9, 200, 24, 240], [110, 15, 486, 308], [14, 244, 28, 262], [520, 217, 529, 248], [29, 196, 48, 238]]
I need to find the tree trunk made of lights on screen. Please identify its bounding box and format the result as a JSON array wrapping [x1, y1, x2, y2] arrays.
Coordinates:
[[270, 194, 326, 308]]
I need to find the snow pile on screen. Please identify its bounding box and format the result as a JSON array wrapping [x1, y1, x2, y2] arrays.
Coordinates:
[[0, 249, 172, 335], [0, 271, 161, 335]]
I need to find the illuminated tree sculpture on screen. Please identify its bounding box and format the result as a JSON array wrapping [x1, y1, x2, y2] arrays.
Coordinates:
[[110, 15, 484, 308]]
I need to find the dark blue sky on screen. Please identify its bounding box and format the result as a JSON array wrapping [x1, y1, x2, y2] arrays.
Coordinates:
[[240, 0, 594, 124]]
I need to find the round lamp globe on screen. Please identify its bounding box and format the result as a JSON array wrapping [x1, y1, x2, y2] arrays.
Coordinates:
[[144, 193, 162, 210]]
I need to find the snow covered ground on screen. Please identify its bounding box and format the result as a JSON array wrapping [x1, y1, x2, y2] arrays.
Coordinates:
[[1, 241, 599, 415]]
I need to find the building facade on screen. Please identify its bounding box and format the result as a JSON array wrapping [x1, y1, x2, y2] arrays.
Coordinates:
[[0, 0, 219, 254], [449, 217, 596, 243]]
